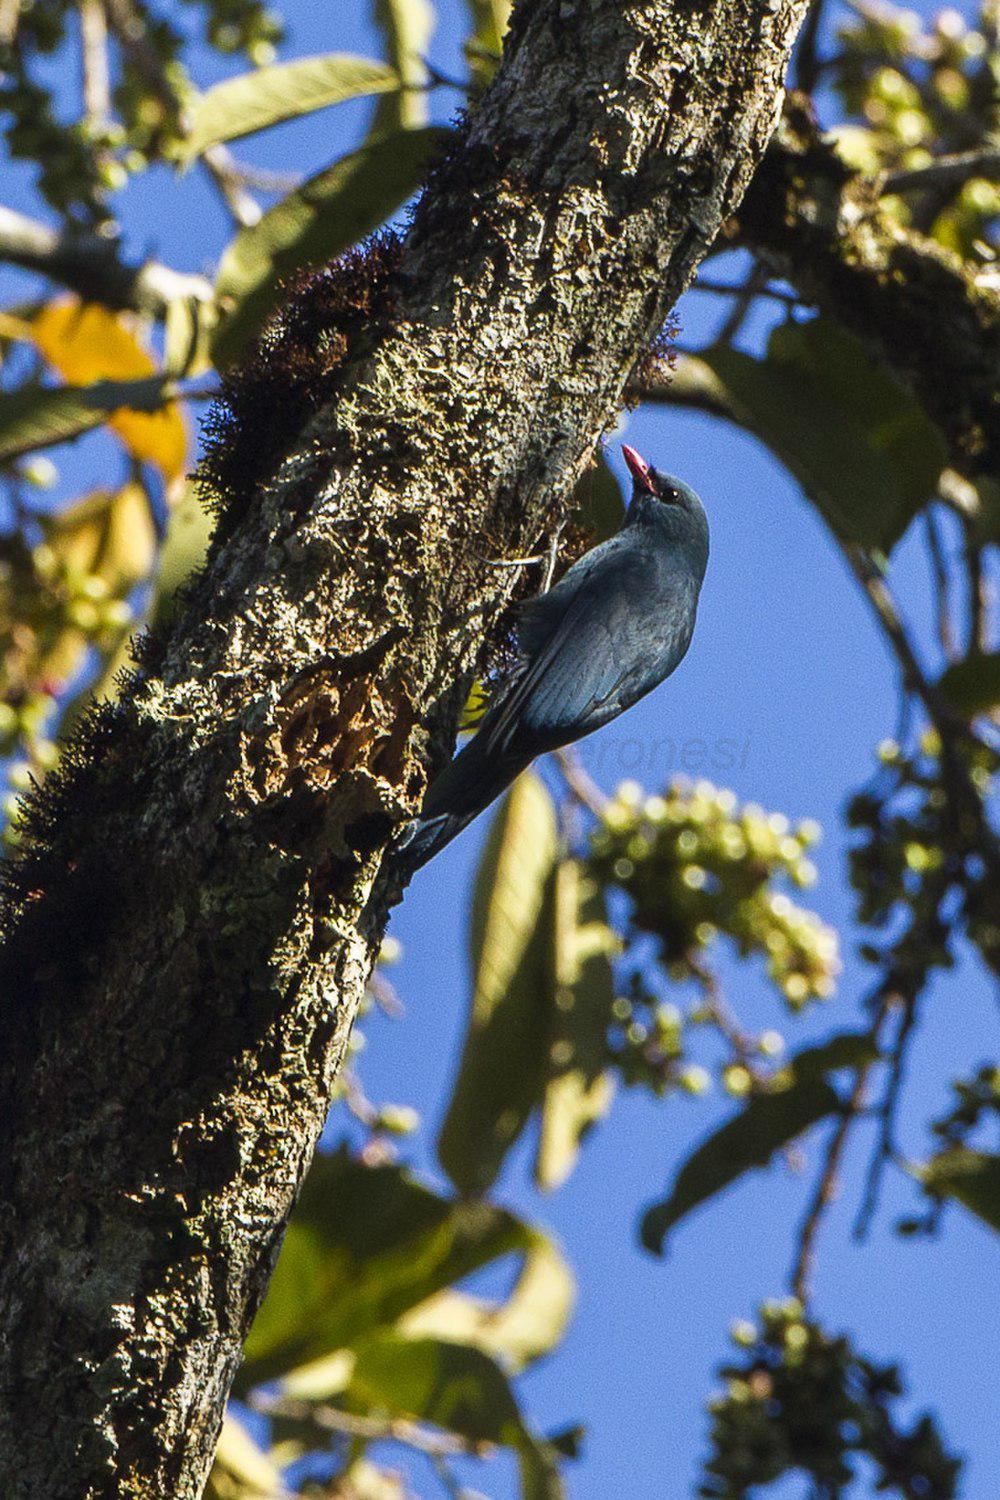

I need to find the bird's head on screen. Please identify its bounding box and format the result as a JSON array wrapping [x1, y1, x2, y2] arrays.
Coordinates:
[[621, 443, 709, 572], [622, 444, 696, 512]]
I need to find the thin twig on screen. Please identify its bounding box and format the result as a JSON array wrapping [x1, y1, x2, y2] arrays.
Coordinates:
[[854, 990, 919, 1239], [104, 0, 260, 227], [553, 745, 608, 817], [80, 0, 111, 126], [541, 519, 566, 592], [790, 1054, 875, 1305], [842, 544, 960, 736], [0, 0, 20, 46], [716, 263, 769, 345], [251, 1394, 484, 1461], [688, 958, 758, 1073], [843, 542, 1000, 877], [792, 0, 827, 93], [367, 967, 404, 1018], [790, 1002, 891, 1304], [963, 522, 989, 655], [219, 158, 302, 195], [690, 277, 803, 307], [923, 507, 959, 663], [476, 551, 548, 568]]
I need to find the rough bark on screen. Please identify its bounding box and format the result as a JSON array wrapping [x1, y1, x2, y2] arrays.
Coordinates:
[[0, 2, 808, 1494], [736, 97, 1000, 476]]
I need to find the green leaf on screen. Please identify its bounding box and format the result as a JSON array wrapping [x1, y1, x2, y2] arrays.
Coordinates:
[[0, 376, 174, 462], [212, 126, 448, 366], [239, 1147, 536, 1391], [344, 1334, 564, 1499], [698, 318, 947, 551], [938, 651, 1000, 718], [372, 0, 436, 131], [398, 1228, 575, 1373], [438, 771, 558, 1196], [918, 1148, 1000, 1232], [569, 450, 626, 544], [149, 480, 214, 630], [464, 0, 511, 57], [535, 859, 616, 1191], [641, 1032, 879, 1253], [181, 54, 400, 159]]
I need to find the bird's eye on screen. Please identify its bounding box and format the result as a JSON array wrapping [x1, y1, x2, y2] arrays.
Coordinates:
[[660, 484, 679, 504]]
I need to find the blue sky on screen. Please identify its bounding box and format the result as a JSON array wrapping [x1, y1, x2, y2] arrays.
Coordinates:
[[2, 1, 997, 1495]]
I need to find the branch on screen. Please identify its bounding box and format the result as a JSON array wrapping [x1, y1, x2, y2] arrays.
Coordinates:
[[0, 204, 213, 315], [790, 1022, 882, 1306], [252, 1395, 481, 1461], [881, 148, 1000, 197], [737, 98, 1000, 477], [0, 3, 812, 1493]]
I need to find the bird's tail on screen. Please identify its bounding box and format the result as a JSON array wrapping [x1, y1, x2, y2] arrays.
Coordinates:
[[396, 726, 528, 872]]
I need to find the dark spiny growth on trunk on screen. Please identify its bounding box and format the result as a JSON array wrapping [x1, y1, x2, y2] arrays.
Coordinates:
[[0, 2, 809, 1494], [738, 97, 1000, 477]]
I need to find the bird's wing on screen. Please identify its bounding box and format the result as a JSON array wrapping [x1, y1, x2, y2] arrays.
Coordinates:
[[479, 570, 639, 756]]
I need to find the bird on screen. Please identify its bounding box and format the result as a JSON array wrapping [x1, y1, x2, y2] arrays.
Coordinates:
[[400, 444, 709, 870]]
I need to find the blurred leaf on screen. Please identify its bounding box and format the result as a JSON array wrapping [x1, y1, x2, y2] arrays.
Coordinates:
[[30, 300, 187, 480], [569, 451, 625, 545], [0, 376, 174, 464], [465, 0, 511, 55], [919, 1148, 1000, 1232], [163, 296, 216, 379], [698, 318, 947, 551], [35, 484, 156, 714], [239, 1147, 537, 1391], [938, 651, 1000, 718], [371, 0, 435, 131], [182, 54, 400, 159], [45, 481, 157, 595], [641, 1032, 879, 1252], [438, 771, 558, 1196], [205, 1415, 287, 1500], [329, 1459, 406, 1499], [536, 860, 616, 1191], [398, 1228, 574, 1372], [343, 1334, 563, 1498], [148, 480, 214, 630], [213, 126, 448, 366]]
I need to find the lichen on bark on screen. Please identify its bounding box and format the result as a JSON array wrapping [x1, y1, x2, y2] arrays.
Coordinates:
[[0, 2, 810, 1494]]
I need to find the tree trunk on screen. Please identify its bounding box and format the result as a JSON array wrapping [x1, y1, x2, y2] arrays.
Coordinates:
[[0, 2, 808, 1494]]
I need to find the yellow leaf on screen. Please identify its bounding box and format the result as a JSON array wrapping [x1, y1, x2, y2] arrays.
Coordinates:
[[535, 859, 616, 1191], [45, 483, 156, 594], [398, 1231, 574, 1373], [30, 299, 188, 482]]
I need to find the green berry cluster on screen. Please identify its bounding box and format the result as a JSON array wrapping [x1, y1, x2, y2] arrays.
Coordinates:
[[1, 0, 111, 223], [1, 496, 146, 825], [605, 971, 789, 1100], [1, 0, 286, 223], [830, 1, 999, 257], [702, 1302, 961, 1498], [847, 732, 999, 978], [180, 0, 284, 65], [588, 779, 839, 1009]]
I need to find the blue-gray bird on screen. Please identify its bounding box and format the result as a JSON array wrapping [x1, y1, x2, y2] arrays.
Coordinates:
[[401, 445, 709, 869]]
